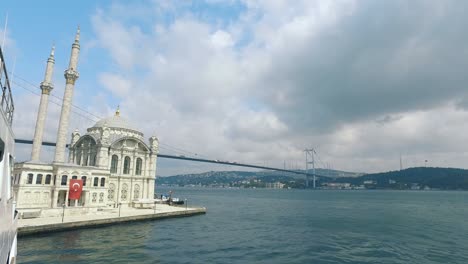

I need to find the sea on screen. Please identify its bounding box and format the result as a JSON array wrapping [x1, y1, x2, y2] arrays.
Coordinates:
[[18, 188, 468, 263]]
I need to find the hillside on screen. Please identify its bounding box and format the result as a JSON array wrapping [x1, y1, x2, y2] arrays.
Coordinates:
[[157, 167, 468, 190], [156, 170, 304, 188], [334, 167, 468, 190], [156, 168, 357, 188]]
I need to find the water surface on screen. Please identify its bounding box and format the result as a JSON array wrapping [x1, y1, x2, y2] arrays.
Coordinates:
[[18, 189, 468, 263]]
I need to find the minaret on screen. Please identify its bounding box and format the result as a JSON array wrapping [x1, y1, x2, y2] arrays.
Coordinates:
[[54, 27, 80, 163], [31, 46, 55, 161]]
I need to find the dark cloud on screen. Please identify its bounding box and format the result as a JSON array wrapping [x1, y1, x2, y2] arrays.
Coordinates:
[[256, 0, 468, 133], [76, 0, 468, 173]]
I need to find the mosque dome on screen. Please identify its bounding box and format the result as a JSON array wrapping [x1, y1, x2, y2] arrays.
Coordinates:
[[92, 107, 138, 132]]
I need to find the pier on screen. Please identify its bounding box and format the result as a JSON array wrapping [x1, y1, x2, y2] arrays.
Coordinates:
[[18, 204, 206, 236]]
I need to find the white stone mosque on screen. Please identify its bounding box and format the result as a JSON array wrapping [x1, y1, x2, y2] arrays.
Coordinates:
[[12, 28, 159, 211]]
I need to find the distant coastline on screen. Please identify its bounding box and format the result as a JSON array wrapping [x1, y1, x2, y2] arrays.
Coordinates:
[[157, 167, 468, 191]]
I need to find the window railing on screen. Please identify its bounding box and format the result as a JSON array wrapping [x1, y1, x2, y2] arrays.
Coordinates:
[[0, 46, 14, 126]]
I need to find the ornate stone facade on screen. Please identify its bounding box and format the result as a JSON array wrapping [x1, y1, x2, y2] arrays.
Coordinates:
[[69, 110, 159, 206], [13, 111, 159, 209]]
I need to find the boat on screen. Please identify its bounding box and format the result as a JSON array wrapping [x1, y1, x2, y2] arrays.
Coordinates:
[[0, 41, 18, 263], [170, 198, 185, 205], [159, 194, 185, 205]]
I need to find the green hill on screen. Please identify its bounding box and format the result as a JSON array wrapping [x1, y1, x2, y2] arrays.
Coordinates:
[[156, 170, 304, 188], [333, 167, 468, 190], [157, 167, 468, 190]]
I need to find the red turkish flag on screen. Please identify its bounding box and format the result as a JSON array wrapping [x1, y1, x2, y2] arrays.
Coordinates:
[[69, 179, 83, 200]]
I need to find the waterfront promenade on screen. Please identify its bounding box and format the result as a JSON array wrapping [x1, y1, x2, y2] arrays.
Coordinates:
[[18, 204, 206, 236]]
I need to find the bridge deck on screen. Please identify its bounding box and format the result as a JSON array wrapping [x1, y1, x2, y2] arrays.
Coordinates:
[[14, 139, 320, 177]]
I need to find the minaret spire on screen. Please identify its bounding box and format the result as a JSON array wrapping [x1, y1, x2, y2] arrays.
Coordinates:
[[68, 26, 80, 70], [31, 45, 55, 161], [75, 26, 80, 42], [54, 28, 80, 163]]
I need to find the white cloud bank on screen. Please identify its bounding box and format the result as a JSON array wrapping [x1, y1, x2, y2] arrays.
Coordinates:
[[88, 0, 468, 175], [11, 0, 468, 175]]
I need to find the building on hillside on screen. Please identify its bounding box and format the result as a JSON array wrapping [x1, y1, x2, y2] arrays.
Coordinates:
[[322, 182, 351, 190], [265, 182, 285, 189], [12, 28, 159, 211]]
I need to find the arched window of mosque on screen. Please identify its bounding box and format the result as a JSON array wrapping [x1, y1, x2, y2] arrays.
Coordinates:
[[83, 154, 89, 166], [82, 176, 87, 186], [100, 178, 105, 187], [61, 175, 68, 186], [111, 155, 119, 173], [135, 158, 143, 175], [123, 156, 131, 174], [76, 150, 82, 165], [36, 174, 43, 184], [72, 175, 78, 180], [93, 177, 99, 187], [27, 173, 33, 184], [90, 153, 97, 166], [45, 174, 52, 184]]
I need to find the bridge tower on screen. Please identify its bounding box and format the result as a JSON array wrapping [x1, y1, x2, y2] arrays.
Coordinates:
[[304, 148, 316, 188]]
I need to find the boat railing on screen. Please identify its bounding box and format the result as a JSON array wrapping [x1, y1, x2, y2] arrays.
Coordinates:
[[0, 45, 14, 126]]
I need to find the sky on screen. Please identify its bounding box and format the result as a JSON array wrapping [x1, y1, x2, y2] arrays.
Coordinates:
[[3, 0, 468, 176]]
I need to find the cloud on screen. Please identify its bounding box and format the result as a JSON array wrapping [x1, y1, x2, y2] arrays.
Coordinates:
[[210, 30, 234, 49], [11, 0, 468, 175], [223, 108, 288, 142], [83, 0, 468, 175], [321, 104, 468, 172], [251, 0, 468, 132], [0, 27, 17, 57], [91, 10, 148, 70], [98, 72, 132, 98]]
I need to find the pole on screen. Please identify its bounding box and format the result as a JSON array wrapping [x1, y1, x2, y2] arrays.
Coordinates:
[[2, 13, 8, 50], [305, 151, 309, 188], [400, 153, 403, 171], [118, 203, 122, 217], [312, 149, 316, 189], [185, 199, 188, 210], [62, 204, 65, 223]]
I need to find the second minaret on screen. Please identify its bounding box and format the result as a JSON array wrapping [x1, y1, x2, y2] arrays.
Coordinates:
[[54, 27, 80, 163]]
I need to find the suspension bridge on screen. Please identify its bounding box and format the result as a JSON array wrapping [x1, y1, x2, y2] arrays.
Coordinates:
[[14, 139, 321, 180]]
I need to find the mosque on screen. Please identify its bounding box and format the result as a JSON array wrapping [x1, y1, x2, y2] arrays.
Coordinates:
[[12, 28, 159, 211]]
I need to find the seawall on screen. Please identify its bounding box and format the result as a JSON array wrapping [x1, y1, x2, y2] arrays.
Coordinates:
[[18, 207, 206, 237]]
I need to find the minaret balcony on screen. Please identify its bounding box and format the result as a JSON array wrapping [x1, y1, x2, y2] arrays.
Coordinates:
[[39, 82, 54, 94], [64, 69, 79, 79]]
